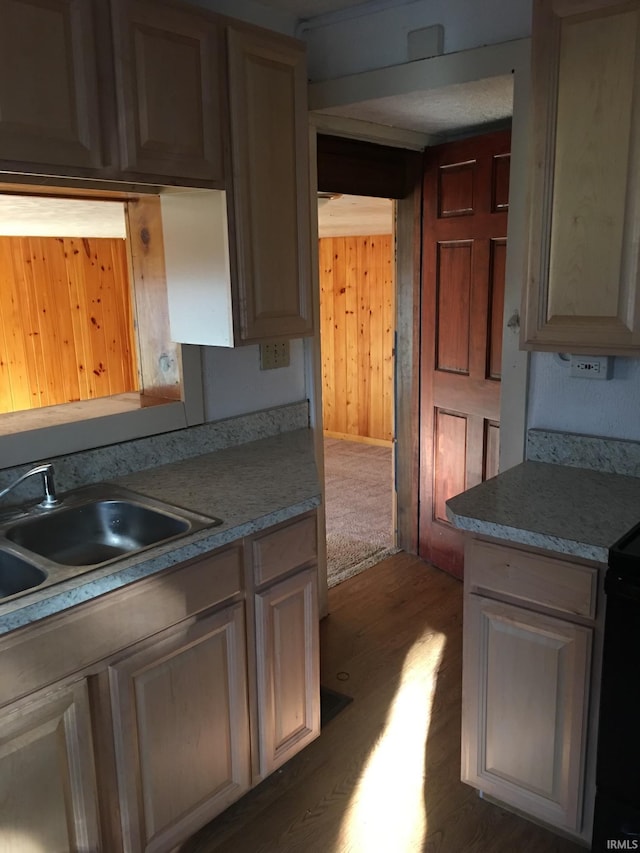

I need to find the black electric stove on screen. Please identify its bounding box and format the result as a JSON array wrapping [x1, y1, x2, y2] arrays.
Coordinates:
[[592, 523, 640, 851]]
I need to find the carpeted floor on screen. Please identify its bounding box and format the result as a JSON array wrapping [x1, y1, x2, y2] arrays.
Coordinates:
[[323, 437, 398, 587]]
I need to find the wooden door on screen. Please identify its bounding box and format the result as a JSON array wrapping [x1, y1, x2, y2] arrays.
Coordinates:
[[110, 0, 224, 184], [226, 26, 313, 342], [255, 568, 320, 776], [109, 605, 251, 853], [0, 0, 107, 175], [419, 130, 510, 577], [0, 679, 100, 851], [462, 594, 592, 833]]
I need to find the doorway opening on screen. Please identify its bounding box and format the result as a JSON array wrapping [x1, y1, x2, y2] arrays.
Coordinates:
[[317, 193, 398, 587]]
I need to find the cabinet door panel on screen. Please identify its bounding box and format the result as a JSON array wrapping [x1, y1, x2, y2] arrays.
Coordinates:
[[227, 27, 313, 342], [462, 594, 591, 832], [0, 679, 100, 851], [524, 0, 640, 352], [109, 605, 250, 853], [0, 0, 105, 173], [111, 0, 224, 183], [255, 568, 320, 775]]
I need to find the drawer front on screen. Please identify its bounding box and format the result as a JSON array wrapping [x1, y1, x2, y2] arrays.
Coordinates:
[[466, 538, 597, 619], [252, 514, 317, 587], [0, 545, 243, 708]]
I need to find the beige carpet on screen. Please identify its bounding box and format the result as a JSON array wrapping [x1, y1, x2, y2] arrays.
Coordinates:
[[323, 437, 398, 587]]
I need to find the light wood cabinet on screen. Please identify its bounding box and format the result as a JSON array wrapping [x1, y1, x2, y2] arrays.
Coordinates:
[[523, 0, 640, 354], [226, 26, 313, 342], [248, 513, 320, 778], [0, 0, 109, 176], [109, 603, 251, 853], [110, 0, 225, 184], [0, 678, 100, 851], [0, 511, 320, 851], [0, 0, 225, 185], [462, 537, 601, 841], [255, 568, 320, 775]]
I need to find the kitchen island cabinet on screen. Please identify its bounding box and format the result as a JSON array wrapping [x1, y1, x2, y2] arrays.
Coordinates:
[[462, 538, 597, 840]]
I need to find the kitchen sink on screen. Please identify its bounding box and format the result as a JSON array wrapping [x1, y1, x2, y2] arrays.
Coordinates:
[[0, 484, 221, 588], [0, 550, 47, 598], [6, 499, 193, 566]]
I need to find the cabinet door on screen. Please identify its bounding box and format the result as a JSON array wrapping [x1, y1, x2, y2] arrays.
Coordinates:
[[0, 0, 107, 175], [0, 679, 100, 851], [523, 0, 640, 353], [227, 27, 313, 342], [255, 567, 320, 776], [110, 0, 224, 184], [462, 594, 592, 833], [109, 604, 251, 853]]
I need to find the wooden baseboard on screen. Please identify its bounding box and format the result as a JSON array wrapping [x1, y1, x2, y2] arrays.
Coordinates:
[[323, 431, 393, 448]]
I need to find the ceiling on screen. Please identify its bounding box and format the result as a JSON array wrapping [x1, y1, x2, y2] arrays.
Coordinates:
[[0, 195, 126, 238]]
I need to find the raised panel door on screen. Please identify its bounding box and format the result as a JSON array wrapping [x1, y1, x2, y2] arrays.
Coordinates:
[[109, 605, 251, 853], [255, 568, 320, 775], [462, 594, 592, 833], [523, 0, 640, 353], [110, 0, 224, 184], [0, 0, 107, 175], [419, 130, 510, 577], [0, 678, 100, 851], [227, 26, 313, 342]]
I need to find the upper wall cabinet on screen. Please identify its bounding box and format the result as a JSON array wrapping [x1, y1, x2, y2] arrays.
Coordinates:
[[0, 0, 225, 185], [110, 0, 225, 184], [0, 0, 109, 176], [226, 27, 313, 342], [522, 0, 640, 355]]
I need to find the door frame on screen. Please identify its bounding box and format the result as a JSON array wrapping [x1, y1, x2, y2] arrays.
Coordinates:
[[307, 38, 531, 611]]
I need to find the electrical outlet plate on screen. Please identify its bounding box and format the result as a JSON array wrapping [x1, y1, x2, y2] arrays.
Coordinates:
[[260, 342, 290, 371], [569, 354, 612, 379]]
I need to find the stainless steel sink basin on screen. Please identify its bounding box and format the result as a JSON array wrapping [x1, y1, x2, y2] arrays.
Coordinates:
[[0, 484, 221, 583], [0, 550, 47, 598], [6, 499, 192, 566]]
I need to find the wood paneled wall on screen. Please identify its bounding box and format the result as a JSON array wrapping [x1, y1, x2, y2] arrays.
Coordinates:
[[0, 236, 138, 413], [319, 235, 394, 443]]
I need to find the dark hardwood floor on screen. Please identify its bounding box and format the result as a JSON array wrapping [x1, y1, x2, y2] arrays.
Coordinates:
[[180, 552, 586, 853]]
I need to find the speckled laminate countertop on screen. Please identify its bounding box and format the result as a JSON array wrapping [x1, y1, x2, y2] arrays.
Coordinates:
[[446, 460, 640, 563], [0, 428, 320, 635]]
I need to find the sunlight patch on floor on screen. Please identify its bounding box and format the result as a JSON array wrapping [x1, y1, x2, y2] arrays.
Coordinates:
[[335, 633, 446, 852], [0, 829, 50, 852]]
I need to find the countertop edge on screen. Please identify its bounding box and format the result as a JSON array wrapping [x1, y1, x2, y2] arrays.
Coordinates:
[[445, 506, 609, 565]]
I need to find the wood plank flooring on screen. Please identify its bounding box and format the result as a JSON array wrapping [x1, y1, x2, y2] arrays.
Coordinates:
[[180, 552, 585, 853]]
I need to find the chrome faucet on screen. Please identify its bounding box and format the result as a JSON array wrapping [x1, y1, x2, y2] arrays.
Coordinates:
[[0, 463, 60, 509]]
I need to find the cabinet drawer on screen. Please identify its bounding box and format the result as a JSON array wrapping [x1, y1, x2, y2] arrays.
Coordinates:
[[251, 514, 317, 587], [466, 539, 597, 619]]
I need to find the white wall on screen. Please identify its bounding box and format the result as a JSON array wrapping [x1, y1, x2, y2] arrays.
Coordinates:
[[202, 341, 307, 421], [302, 0, 532, 81], [527, 353, 640, 440]]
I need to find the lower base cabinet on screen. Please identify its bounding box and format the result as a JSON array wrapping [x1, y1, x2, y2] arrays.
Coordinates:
[[0, 510, 320, 853], [108, 604, 251, 853], [0, 679, 100, 852], [255, 567, 320, 776], [461, 537, 601, 842]]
